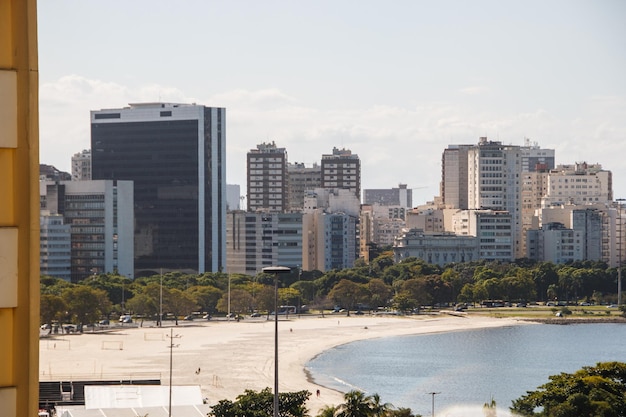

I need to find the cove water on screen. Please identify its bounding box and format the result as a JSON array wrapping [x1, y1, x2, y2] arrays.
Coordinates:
[[305, 323, 626, 416]]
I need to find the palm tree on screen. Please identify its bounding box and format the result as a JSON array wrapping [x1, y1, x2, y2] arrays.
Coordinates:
[[336, 391, 374, 417], [369, 394, 393, 417], [317, 405, 338, 417], [482, 397, 497, 417]]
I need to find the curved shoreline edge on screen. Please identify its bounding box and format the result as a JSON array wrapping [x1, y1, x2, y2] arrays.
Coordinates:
[[40, 315, 530, 414]]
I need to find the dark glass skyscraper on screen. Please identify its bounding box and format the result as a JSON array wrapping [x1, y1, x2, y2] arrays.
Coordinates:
[[91, 103, 226, 276]]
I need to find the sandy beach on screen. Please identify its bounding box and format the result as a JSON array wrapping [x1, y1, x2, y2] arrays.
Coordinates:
[[40, 314, 526, 414]]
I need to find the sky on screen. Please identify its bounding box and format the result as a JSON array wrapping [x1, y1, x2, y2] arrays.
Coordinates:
[[37, 0, 626, 205]]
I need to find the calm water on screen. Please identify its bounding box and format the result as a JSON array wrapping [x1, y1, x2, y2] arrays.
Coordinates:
[[306, 323, 626, 416]]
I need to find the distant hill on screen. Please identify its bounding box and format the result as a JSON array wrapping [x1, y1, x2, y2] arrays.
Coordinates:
[[40, 164, 71, 181]]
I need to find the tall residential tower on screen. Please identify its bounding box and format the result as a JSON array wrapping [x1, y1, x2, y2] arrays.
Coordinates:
[[321, 147, 361, 201], [246, 141, 288, 213]]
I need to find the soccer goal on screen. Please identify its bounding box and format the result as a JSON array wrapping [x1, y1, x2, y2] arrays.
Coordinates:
[[144, 332, 165, 341], [101, 340, 124, 350]]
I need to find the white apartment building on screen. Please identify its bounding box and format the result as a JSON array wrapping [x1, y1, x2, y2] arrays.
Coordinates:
[[467, 138, 522, 258], [542, 162, 612, 207]]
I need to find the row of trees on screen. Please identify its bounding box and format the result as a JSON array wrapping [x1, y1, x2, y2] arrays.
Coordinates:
[[40, 254, 624, 326], [208, 362, 626, 417], [210, 388, 422, 417]]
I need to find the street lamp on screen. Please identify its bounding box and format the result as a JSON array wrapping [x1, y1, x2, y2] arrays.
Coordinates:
[[427, 392, 440, 417], [262, 266, 291, 417], [166, 329, 181, 417], [159, 269, 163, 327]]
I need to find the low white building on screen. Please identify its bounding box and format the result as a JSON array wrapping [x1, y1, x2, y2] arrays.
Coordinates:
[[393, 228, 478, 266]]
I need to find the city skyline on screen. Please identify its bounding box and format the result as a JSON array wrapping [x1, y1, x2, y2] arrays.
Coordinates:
[[38, 0, 626, 204]]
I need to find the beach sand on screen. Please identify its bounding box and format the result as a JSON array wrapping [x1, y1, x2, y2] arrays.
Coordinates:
[[40, 314, 525, 414]]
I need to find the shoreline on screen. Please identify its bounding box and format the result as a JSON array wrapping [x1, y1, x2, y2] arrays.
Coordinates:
[[40, 314, 527, 414]]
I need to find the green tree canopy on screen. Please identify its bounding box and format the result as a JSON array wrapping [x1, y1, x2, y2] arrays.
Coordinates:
[[209, 388, 310, 417], [511, 361, 626, 416], [40, 293, 67, 325], [328, 280, 370, 315], [61, 285, 112, 325]]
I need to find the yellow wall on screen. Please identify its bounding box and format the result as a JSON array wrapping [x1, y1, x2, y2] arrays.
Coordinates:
[[0, 1, 40, 416]]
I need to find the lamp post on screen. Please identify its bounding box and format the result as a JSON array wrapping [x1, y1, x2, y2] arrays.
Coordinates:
[[166, 329, 181, 417], [617, 199, 625, 306], [427, 392, 440, 417], [159, 269, 163, 327], [262, 266, 291, 417]]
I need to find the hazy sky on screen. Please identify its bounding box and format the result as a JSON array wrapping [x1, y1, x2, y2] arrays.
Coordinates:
[[38, 0, 626, 204]]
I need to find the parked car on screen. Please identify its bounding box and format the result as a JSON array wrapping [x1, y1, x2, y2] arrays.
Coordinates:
[[63, 324, 77, 333], [119, 315, 132, 323]]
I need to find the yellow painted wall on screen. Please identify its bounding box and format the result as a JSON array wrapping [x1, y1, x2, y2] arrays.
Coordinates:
[[0, 1, 40, 416]]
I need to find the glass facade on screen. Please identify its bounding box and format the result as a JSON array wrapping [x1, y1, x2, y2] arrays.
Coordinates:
[[91, 106, 226, 274]]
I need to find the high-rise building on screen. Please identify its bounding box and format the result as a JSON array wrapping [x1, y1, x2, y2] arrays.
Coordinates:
[[467, 138, 522, 258], [321, 147, 361, 201], [247, 141, 288, 213], [287, 162, 321, 211], [441, 144, 472, 209], [91, 103, 226, 275], [40, 180, 134, 282], [72, 149, 92, 180]]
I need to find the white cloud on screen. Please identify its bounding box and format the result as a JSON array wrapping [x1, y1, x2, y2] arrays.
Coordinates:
[[39, 75, 626, 203]]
